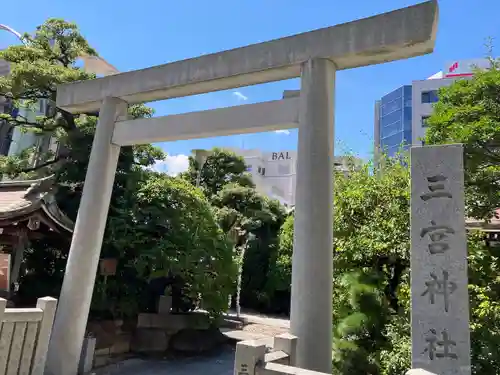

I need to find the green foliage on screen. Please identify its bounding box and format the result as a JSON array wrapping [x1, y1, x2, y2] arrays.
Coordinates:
[[379, 317, 411, 375], [425, 61, 500, 220], [275, 153, 500, 373], [423, 60, 500, 373], [333, 272, 390, 375], [270, 214, 293, 293], [181, 148, 254, 198], [3, 19, 234, 320], [128, 174, 235, 317], [467, 232, 500, 374], [184, 148, 286, 312], [212, 183, 286, 311], [275, 156, 411, 313], [275, 155, 411, 374]]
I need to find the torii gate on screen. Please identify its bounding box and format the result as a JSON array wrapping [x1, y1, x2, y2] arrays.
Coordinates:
[[46, 2, 438, 374]]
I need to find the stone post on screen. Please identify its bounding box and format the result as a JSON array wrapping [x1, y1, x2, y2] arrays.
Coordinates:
[[290, 58, 335, 373], [234, 340, 267, 375], [273, 333, 298, 366], [410, 144, 471, 375], [46, 97, 127, 375]]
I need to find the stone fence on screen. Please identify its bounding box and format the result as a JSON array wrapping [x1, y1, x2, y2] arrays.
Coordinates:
[[234, 334, 436, 375], [0, 296, 57, 375]]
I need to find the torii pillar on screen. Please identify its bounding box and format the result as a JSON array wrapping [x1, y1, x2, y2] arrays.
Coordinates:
[[47, 2, 437, 373]]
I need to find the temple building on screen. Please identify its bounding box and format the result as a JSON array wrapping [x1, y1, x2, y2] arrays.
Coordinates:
[[0, 175, 73, 298]]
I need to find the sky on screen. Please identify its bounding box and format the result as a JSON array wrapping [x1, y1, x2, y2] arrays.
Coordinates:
[[1, 0, 499, 175]]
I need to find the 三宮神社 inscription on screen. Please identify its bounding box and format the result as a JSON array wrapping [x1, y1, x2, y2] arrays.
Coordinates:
[[421, 270, 457, 313], [424, 329, 458, 360], [410, 144, 471, 375]]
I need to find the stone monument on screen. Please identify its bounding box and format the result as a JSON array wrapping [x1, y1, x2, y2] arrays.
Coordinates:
[[410, 144, 471, 375]]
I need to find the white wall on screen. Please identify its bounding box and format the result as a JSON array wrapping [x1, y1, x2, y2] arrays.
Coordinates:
[[411, 78, 456, 145], [230, 148, 359, 207]]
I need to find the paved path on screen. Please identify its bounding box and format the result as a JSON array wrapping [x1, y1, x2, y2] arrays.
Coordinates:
[[225, 310, 290, 329], [94, 348, 235, 375], [94, 310, 289, 375]]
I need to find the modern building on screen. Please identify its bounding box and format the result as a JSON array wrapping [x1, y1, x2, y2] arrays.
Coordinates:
[[375, 58, 491, 155], [374, 85, 413, 157], [411, 77, 454, 146], [228, 147, 361, 207]]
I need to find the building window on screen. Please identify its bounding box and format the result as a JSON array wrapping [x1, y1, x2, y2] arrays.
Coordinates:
[[381, 87, 403, 105], [421, 116, 430, 127], [257, 166, 266, 176], [246, 165, 252, 171], [381, 120, 402, 140], [381, 109, 403, 128], [381, 99, 402, 117], [421, 90, 439, 104]]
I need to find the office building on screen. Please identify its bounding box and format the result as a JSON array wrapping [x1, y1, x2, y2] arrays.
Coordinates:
[[374, 85, 413, 157], [375, 58, 491, 155], [228, 147, 361, 207]]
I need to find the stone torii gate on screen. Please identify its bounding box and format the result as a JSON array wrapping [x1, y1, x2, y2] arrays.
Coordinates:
[[46, 2, 438, 374]]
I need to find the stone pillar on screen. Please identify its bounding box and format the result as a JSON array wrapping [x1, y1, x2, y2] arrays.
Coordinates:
[[290, 58, 335, 373], [233, 340, 267, 375], [46, 97, 127, 375], [410, 144, 471, 375]]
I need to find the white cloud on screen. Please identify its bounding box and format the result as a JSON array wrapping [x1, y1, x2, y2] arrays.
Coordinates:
[[275, 130, 291, 135], [153, 154, 190, 176], [232, 91, 248, 101]]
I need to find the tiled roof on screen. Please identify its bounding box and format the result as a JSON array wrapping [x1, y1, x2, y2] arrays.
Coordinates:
[[0, 176, 73, 232]]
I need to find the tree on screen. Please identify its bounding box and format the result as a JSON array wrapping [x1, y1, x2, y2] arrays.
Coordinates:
[[0, 19, 235, 320], [333, 272, 390, 375], [128, 173, 235, 317], [424, 63, 500, 374], [275, 155, 411, 311], [276, 153, 500, 374], [425, 60, 500, 220], [181, 147, 254, 198], [275, 155, 412, 374], [213, 184, 285, 314], [183, 148, 286, 312]]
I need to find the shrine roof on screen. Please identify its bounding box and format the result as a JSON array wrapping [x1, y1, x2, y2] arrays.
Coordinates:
[[0, 175, 73, 233]]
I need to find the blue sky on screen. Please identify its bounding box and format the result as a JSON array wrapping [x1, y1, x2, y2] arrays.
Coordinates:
[[1, 0, 499, 174]]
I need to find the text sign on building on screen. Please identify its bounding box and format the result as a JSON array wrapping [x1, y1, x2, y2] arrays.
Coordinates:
[[443, 58, 490, 78], [271, 152, 292, 161], [410, 144, 471, 375]]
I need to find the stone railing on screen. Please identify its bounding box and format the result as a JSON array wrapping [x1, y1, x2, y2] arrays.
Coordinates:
[[234, 334, 329, 375], [234, 334, 436, 375], [0, 297, 57, 375]]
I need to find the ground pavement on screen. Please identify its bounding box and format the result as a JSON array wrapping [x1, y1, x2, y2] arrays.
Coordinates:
[[93, 349, 235, 375], [94, 310, 289, 375]]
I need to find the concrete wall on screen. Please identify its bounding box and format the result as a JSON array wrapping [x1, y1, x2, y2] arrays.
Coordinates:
[[411, 78, 455, 145]]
